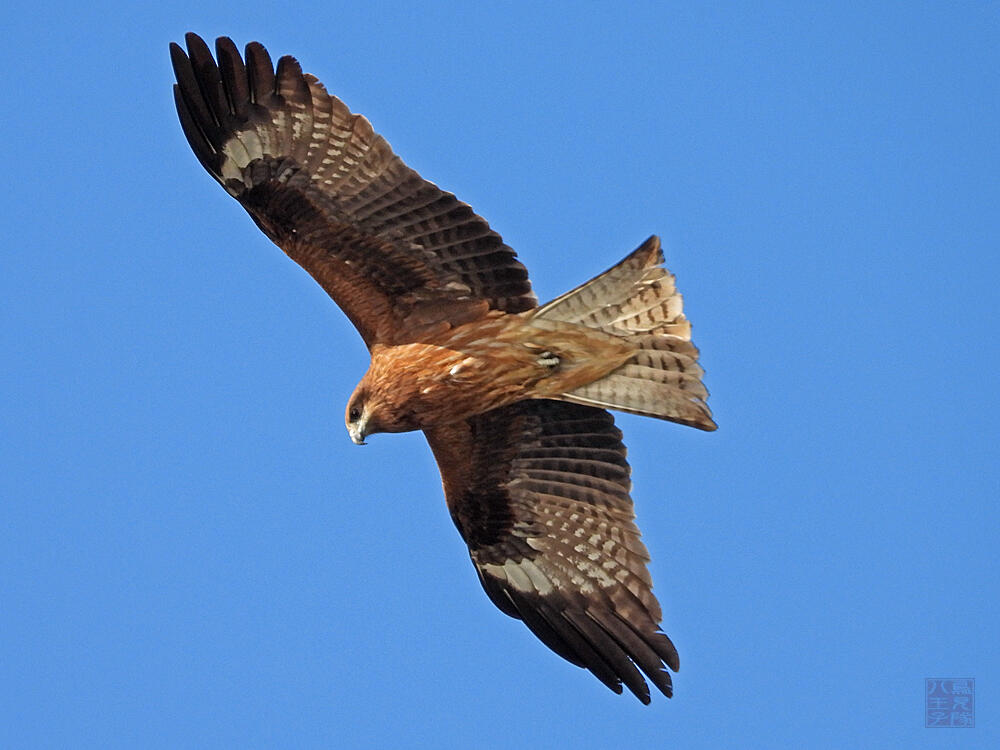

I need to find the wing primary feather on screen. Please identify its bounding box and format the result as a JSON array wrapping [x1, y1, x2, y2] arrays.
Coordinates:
[[620, 611, 680, 672], [170, 43, 222, 150], [510, 594, 624, 695], [275, 55, 314, 165], [183, 33, 228, 130], [215, 36, 249, 119], [244, 41, 275, 104], [275, 55, 306, 94], [563, 609, 652, 704], [172, 85, 216, 175], [588, 608, 675, 697], [498, 590, 586, 669]]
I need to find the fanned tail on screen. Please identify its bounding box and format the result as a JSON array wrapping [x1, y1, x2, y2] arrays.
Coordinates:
[[532, 236, 716, 431]]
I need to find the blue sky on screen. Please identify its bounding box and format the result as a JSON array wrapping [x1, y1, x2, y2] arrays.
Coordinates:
[[3, 1, 998, 747]]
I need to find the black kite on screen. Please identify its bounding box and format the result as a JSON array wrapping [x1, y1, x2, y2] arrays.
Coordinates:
[[170, 33, 715, 703]]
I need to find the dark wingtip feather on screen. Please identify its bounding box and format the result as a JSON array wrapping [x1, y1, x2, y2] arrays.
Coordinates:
[[656, 630, 680, 673], [511, 593, 625, 696], [244, 41, 276, 103], [215, 36, 249, 119], [170, 35, 224, 159], [276, 54, 304, 80], [172, 84, 217, 175], [183, 31, 206, 51], [184, 32, 213, 63], [589, 608, 676, 698], [563, 609, 651, 703], [183, 33, 228, 126]]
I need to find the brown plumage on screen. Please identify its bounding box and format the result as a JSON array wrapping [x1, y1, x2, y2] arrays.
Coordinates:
[[171, 33, 716, 703]]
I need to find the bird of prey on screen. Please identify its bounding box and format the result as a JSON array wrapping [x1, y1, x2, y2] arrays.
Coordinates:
[[170, 33, 715, 704]]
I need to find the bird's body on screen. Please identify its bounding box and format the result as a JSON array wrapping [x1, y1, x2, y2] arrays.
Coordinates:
[[355, 311, 634, 435], [171, 33, 715, 703]]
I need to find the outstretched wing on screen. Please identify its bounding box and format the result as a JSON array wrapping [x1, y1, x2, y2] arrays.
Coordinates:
[[424, 400, 678, 703], [170, 34, 536, 346]]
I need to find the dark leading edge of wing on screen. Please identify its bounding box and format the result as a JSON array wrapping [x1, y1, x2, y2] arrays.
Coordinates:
[[170, 33, 536, 346], [424, 400, 679, 703]]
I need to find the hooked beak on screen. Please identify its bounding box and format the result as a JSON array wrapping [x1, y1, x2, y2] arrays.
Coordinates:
[[348, 416, 369, 446]]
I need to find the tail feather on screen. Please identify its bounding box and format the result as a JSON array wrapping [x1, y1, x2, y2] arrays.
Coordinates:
[[534, 236, 716, 431], [565, 375, 714, 430], [614, 364, 708, 399], [531, 236, 663, 323], [599, 274, 684, 332]]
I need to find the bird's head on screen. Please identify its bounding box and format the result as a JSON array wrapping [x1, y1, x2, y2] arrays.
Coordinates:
[[345, 384, 374, 445], [345, 376, 420, 445]]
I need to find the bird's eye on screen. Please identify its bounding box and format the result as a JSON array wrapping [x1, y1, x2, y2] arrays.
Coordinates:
[[349, 406, 361, 422]]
